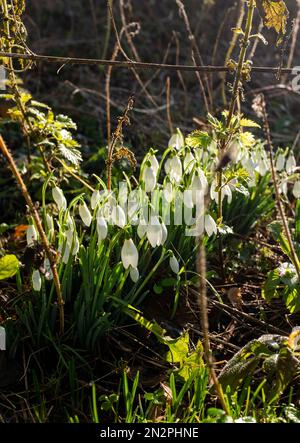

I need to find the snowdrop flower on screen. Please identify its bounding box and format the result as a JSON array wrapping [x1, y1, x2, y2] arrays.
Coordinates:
[[169, 129, 185, 151], [52, 187, 67, 211], [149, 154, 159, 175], [223, 185, 232, 204], [161, 222, 168, 245], [91, 190, 101, 210], [32, 270, 42, 291], [26, 225, 37, 247], [205, 215, 218, 237], [143, 165, 157, 193], [184, 151, 195, 174], [279, 180, 288, 196], [121, 239, 139, 269], [44, 258, 53, 281], [293, 182, 300, 199], [46, 214, 54, 232], [79, 202, 92, 227], [169, 155, 183, 183], [111, 205, 126, 228], [137, 220, 148, 239], [279, 262, 296, 278], [97, 216, 108, 242], [130, 267, 139, 283], [62, 243, 70, 264], [65, 229, 79, 255], [276, 154, 286, 172], [169, 254, 180, 274], [164, 158, 172, 175], [256, 158, 268, 176], [163, 181, 174, 203], [286, 154, 297, 175], [147, 216, 163, 247], [184, 190, 194, 209]]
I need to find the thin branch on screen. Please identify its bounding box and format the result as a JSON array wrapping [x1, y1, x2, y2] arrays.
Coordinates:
[[0, 51, 295, 74]]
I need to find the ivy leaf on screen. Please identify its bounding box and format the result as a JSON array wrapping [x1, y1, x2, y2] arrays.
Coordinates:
[[257, 0, 289, 46], [0, 255, 20, 280]]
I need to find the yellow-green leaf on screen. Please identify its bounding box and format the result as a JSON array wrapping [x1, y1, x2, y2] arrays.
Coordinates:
[[240, 118, 261, 128], [258, 0, 289, 45], [0, 255, 20, 280]]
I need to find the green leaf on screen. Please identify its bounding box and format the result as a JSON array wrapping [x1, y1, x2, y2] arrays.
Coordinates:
[[0, 255, 20, 280], [166, 331, 190, 365], [240, 118, 260, 128], [186, 131, 212, 149], [262, 269, 280, 302]]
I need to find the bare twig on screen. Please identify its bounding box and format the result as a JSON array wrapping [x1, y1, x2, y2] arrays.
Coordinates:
[[0, 135, 64, 334]]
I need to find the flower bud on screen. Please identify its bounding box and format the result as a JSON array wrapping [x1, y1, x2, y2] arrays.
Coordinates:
[[79, 202, 92, 227], [143, 166, 157, 193], [52, 187, 67, 211], [97, 216, 108, 242], [26, 225, 37, 247], [130, 267, 139, 283], [170, 255, 180, 274], [32, 269, 42, 291], [121, 239, 139, 269]]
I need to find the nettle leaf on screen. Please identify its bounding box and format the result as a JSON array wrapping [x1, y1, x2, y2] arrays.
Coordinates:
[[262, 269, 280, 301], [0, 255, 20, 280], [58, 144, 82, 166], [240, 118, 260, 128], [186, 131, 212, 149], [257, 0, 289, 46]]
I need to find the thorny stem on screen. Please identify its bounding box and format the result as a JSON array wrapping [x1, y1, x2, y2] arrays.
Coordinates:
[[260, 95, 300, 283], [0, 135, 65, 335]]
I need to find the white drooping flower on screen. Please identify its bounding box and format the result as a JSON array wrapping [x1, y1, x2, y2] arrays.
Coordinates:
[[143, 165, 157, 193], [189, 171, 207, 206], [256, 158, 268, 176], [161, 222, 168, 245], [26, 225, 37, 247], [276, 154, 286, 172], [223, 185, 232, 204], [163, 181, 174, 203], [32, 270, 42, 291], [130, 267, 139, 283], [65, 229, 79, 255], [205, 215, 218, 237], [44, 258, 53, 281], [184, 190, 194, 209], [46, 214, 54, 232], [169, 254, 180, 274], [164, 158, 172, 175], [183, 151, 195, 174], [169, 155, 183, 183], [293, 182, 300, 199], [210, 180, 232, 204], [97, 216, 108, 242], [286, 154, 297, 175], [62, 243, 70, 264], [121, 239, 139, 269], [147, 216, 163, 247], [149, 154, 159, 175], [91, 190, 101, 210], [137, 220, 148, 239], [79, 202, 92, 227], [111, 205, 126, 228], [52, 187, 67, 211], [169, 129, 185, 151]]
